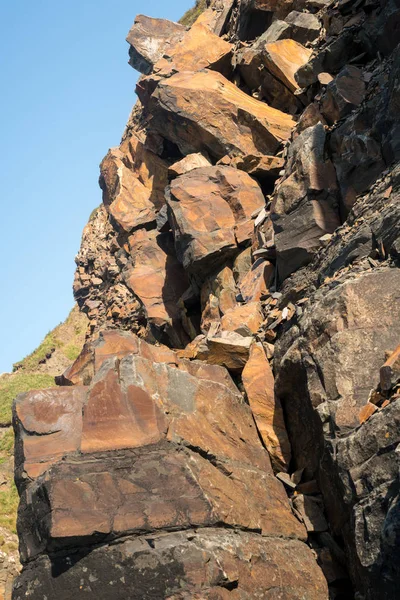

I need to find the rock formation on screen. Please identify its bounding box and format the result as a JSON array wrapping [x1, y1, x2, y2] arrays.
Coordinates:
[[11, 0, 400, 599]]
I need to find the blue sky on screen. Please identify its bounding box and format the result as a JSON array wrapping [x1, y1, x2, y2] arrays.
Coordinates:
[[0, 0, 192, 373]]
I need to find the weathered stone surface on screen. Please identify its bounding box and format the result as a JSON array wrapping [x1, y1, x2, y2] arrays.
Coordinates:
[[239, 259, 274, 302], [284, 10, 320, 45], [126, 15, 185, 74], [122, 229, 190, 347], [100, 148, 157, 232], [320, 65, 366, 125], [275, 268, 400, 596], [243, 342, 291, 471], [220, 301, 263, 336], [263, 39, 312, 93], [148, 70, 295, 159], [195, 0, 235, 36], [181, 331, 253, 373], [166, 166, 265, 280], [168, 153, 211, 178], [153, 22, 233, 78], [272, 123, 340, 281], [293, 494, 328, 532], [13, 530, 328, 600], [200, 265, 238, 333], [13, 387, 87, 481]]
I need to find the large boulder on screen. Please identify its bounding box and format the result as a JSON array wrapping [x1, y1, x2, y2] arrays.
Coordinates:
[[122, 229, 190, 347], [147, 70, 295, 159], [166, 166, 265, 281], [12, 330, 329, 599], [126, 14, 185, 74]]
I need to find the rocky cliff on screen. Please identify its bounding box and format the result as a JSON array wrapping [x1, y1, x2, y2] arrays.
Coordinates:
[[11, 0, 400, 599]]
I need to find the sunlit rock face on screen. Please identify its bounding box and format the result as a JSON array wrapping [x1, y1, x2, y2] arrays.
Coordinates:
[[12, 0, 400, 598]]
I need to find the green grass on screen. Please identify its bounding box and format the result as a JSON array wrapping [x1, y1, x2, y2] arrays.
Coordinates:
[[179, 0, 207, 27], [0, 483, 19, 534], [0, 373, 56, 426], [13, 332, 61, 372], [64, 343, 81, 362], [0, 429, 14, 464]]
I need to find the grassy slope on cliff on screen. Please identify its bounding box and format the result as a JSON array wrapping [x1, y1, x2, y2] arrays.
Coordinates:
[[0, 305, 87, 426], [0, 305, 87, 543], [179, 0, 207, 27]]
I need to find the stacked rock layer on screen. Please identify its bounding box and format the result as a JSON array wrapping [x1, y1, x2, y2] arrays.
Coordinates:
[[12, 1, 400, 599]]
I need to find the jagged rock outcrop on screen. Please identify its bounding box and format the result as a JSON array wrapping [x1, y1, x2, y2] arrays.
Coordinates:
[[12, 0, 400, 598]]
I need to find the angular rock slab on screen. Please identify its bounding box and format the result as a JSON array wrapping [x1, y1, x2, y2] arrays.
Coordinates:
[[243, 342, 291, 471], [148, 70, 295, 159], [153, 22, 233, 78], [122, 229, 190, 347], [167, 166, 265, 280], [272, 123, 340, 281], [12, 530, 328, 600], [18, 445, 305, 561], [126, 14, 185, 74]]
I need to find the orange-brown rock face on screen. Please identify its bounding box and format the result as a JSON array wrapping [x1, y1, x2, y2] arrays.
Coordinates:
[[167, 166, 265, 279], [17, 0, 400, 597], [12, 330, 330, 600], [153, 22, 233, 78], [242, 342, 291, 471], [149, 70, 295, 159]]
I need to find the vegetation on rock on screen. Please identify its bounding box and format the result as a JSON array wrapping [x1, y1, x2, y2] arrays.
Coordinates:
[[179, 0, 207, 27]]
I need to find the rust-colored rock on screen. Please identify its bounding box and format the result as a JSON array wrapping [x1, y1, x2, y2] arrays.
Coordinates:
[[239, 259, 274, 302], [168, 153, 211, 178], [148, 70, 295, 159], [263, 39, 312, 93], [126, 14, 185, 74], [220, 302, 263, 335], [167, 166, 265, 280], [242, 342, 291, 471], [154, 22, 233, 78], [13, 387, 87, 480], [122, 229, 189, 347]]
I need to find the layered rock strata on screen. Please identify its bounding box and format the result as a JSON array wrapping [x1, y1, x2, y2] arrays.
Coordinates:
[[13, 0, 400, 599]]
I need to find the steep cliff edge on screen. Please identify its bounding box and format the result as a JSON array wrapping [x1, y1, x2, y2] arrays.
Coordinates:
[[12, 0, 400, 599]]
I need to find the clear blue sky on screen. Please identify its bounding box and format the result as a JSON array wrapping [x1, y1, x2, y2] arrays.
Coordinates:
[[0, 0, 192, 373]]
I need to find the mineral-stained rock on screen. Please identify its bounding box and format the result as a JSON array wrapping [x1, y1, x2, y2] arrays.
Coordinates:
[[13, 387, 87, 481], [100, 147, 157, 232], [181, 331, 254, 373], [239, 258, 274, 302], [195, 0, 235, 36], [148, 70, 295, 159], [220, 301, 263, 336], [200, 265, 238, 332], [243, 342, 291, 471], [12, 328, 329, 599], [263, 39, 313, 93], [153, 22, 233, 78], [293, 494, 328, 532], [126, 14, 185, 74], [13, 530, 328, 600], [168, 152, 211, 178], [166, 166, 265, 281], [272, 123, 340, 281], [122, 229, 190, 347]]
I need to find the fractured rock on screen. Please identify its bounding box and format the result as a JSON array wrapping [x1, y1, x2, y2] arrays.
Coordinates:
[[153, 22, 233, 78], [320, 65, 366, 125], [272, 123, 340, 281], [126, 14, 185, 74], [284, 10, 320, 45], [242, 342, 291, 470], [166, 166, 265, 281], [148, 70, 295, 159], [168, 153, 211, 178], [220, 301, 263, 336], [263, 39, 313, 93], [122, 229, 189, 347]]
